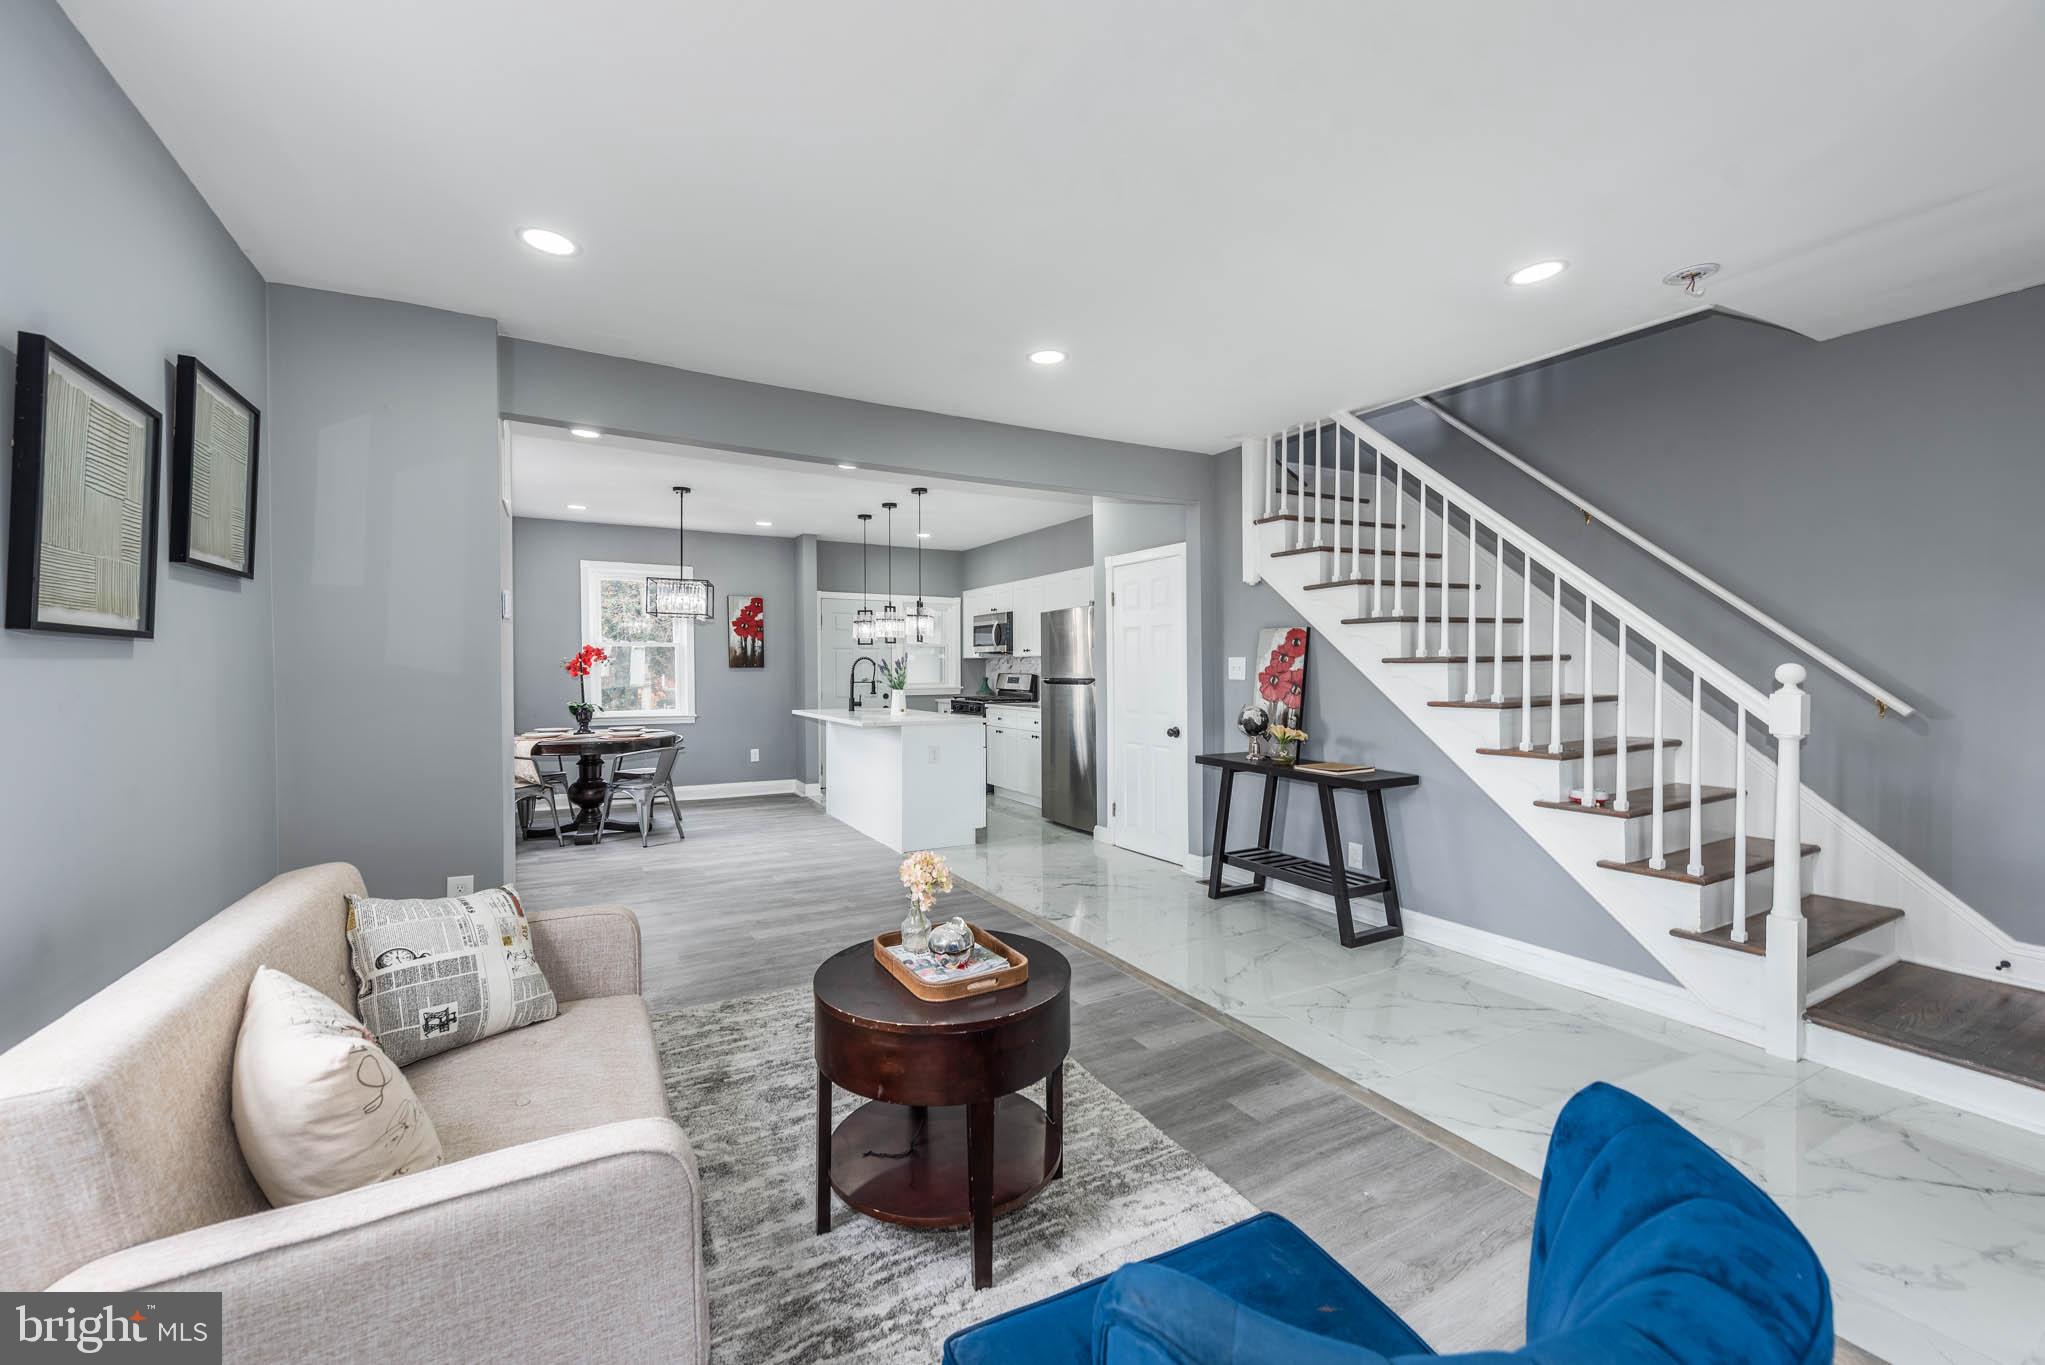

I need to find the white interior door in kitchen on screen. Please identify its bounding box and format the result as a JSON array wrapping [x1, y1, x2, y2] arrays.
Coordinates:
[[1105, 543, 1187, 865]]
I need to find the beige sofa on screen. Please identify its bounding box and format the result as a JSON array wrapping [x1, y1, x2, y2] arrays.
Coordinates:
[[0, 863, 707, 1364]]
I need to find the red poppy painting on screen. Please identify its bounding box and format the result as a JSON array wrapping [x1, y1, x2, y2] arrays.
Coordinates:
[[1254, 625, 1308, 730], [728, 594, 765, 669]]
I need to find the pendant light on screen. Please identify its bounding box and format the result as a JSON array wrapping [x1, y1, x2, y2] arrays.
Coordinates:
[[646, 486, 713, 620], [853, 513, 876, 646], [909, 487, 936, 643], [878, 501, 904, 644]]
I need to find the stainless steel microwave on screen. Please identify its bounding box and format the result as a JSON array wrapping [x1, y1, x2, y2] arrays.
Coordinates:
[[972, 611, 1012, 654]]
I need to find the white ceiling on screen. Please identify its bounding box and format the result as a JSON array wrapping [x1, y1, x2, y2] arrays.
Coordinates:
[[507, 423, 1089, 549], [63, 1, 2045, 451]]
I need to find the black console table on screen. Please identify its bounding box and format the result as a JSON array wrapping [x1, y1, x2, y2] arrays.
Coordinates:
[[1195, 754, 1419, 949]]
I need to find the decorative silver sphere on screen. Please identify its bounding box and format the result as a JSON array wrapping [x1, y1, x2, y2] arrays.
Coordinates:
[[927, 916, 974, 969]]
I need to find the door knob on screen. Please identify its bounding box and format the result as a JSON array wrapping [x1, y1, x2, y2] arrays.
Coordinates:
[[1166, 726, 1181, 738]]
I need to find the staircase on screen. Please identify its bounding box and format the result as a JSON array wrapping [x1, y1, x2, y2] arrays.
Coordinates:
[[1239, 413, 2045, 1127]]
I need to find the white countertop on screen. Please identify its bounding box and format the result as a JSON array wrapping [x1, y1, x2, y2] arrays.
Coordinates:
[[791, 707, 985, 729]]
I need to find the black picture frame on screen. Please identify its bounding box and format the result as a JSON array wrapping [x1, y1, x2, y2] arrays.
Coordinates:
[[169, 354, 260, 579], [5, 332, 162, 638]]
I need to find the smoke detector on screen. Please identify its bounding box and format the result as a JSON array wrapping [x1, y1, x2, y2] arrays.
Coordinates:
[[1662, 263, 1720, 298]]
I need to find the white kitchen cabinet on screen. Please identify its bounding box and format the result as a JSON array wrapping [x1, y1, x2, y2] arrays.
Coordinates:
[[986, 714, 1041, 804], [1012, 578, 1045, 656], [980, 584, 1016, 616]]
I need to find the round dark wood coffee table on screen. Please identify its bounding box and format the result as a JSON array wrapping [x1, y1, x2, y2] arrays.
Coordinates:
[[812, 932, 1071, 1289]]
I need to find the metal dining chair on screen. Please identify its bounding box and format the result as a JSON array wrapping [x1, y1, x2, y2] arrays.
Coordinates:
[[514, 777, 566, 845], [601, 744, 684, 846]]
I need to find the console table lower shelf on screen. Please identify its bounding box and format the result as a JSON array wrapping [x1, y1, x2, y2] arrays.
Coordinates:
[[1196, 754, 1419, 949]]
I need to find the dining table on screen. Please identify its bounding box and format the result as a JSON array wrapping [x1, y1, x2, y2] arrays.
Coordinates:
[[517, 728, 681, 845]]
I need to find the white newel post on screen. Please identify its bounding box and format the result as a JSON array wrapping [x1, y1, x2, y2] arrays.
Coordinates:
[[1241, 437, 1264, 586], [1765, 663, 1811, 1060]]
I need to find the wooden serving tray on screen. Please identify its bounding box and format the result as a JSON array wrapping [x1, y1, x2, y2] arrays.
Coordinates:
[[873, 923, 1030, 1002]]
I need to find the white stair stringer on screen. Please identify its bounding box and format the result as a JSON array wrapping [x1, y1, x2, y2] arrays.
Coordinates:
[[1260, 519, 1777, 1047]]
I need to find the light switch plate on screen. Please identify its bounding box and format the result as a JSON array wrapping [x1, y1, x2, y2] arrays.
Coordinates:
[[749, 748, 760, 763], [446, 874, 475, 896], [500, 590, 513, 621], [1346, 842, 1363, 870], [1228, 656, 1247, 681]]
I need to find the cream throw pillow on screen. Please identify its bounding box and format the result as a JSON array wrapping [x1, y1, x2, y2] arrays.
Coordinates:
[[346, 885, 557, 1066], [231, 966, 443, 1207]]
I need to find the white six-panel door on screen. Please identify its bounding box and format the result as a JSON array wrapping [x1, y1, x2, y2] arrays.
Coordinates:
[[1106, 543, 1188, 864]]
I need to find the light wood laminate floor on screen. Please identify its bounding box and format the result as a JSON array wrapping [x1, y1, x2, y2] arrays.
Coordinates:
[[516, 794, 1534, 1351]]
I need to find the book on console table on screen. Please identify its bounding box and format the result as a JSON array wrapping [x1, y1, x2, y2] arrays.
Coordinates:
[[1294, 760, 1375, 774]]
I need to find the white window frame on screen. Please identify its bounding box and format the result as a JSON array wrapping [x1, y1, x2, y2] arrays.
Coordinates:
[[578, 559, 697, 722], [815, 590, 962, 696]]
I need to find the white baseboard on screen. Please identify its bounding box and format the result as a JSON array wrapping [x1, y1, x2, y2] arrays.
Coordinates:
[[801, 782, 822, 804], [1093, 825, 1111, 844], [1807, 1023, 2045, 1138], [671, 778, 803, 802], [1186, 856, 1760, 1047]]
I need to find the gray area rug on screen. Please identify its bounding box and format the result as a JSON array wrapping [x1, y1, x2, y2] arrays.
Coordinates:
[[655, 986, 1257, 1364]]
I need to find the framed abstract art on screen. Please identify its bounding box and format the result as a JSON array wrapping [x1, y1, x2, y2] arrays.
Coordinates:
[[728, 593, 765, 668], [5, 333, 162, 638], [1254, 625, 1309, 732], [169, 354, 260, 578]]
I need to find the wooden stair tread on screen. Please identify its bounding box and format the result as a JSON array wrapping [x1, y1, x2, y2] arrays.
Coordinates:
[[1254, 513, 1394, 529], [1671, 896, 1904, 958], [1307, 578, 1477, 591], [1805, 962, 2045, 1091], [1385, 653, 1567, 665], [1533, 783, 1735, 817], [1434, 692, 1616, 711], [1597, 836, 1819, 887], [1349, 615, 1526, 626], [1477, 736, 1678, 762], [1270, 545, 1440, 560]]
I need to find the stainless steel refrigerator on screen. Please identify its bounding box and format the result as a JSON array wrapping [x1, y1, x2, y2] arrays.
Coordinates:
[[1040, 606, 1097, 832]]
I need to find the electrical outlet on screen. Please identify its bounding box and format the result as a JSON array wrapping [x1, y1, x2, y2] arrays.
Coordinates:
[[749, 748, 760, 763], [1228, 656, 1247, 681], [1346, 842, 1363, 870], [446, 874, 475, 897]]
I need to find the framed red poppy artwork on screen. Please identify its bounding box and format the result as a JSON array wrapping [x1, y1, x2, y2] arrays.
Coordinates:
[[1254, 625, 1308, 731], [728, 593, 765, 668]]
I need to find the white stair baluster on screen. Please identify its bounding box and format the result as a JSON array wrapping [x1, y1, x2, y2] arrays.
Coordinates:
[[1686, 670, 1705, 878], [1519, 556, 1533, 749], [1435, 495, 1451, 657], [1264, 433, 1275, 519], [1290, 425, 1302, 547], [1731, 707, 1749, 941], [1393, 466, 1406, 615], [1490, 534, 1506, 703], [1614, 622, 1630, 810], [1649, 648, 1666, 868], [1582, 590, 1596, 789], [1417, 481, 1430, 653], [1372, 444, 1385, 617], [1463, 511, 1478, 701], [1765, 664, 1811, 1060], [1313, 422, 1324, 547], [1548, 577, 1564, 752], [1351, 432, 1364, 581]]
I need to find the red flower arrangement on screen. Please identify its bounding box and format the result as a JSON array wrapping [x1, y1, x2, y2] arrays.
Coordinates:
[[563, 643, 609, 680]]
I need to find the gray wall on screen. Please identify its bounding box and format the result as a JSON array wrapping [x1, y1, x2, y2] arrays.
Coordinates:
[[0, 0, 276, 1047], [498, 338, 1213, 501], [816, 537, 963, 599], [963, 515, 1093, 589], [1367, 292, 2045, 944], [512, 517, 801, 785], [267, 286, 507, 899], [1205, 455, 1674, 978]]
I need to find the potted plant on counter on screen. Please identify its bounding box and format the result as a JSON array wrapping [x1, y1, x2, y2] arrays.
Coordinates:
[[881, 655, 911, 717], [564, 643, 608, 732]]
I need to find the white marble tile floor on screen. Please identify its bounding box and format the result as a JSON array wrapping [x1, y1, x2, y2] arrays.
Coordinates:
[[939, 801, 2045, 1365]]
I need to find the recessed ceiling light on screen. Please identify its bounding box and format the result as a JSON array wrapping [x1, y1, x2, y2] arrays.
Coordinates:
[[1507, 260, 1567, 286], [1028, 349, 1068, 366], [566, 503, 588, 511], [837, 462, 857, 470], [755, 520, 773, 528], [519, 227, 578, 257], [569, 427, 602, 439]]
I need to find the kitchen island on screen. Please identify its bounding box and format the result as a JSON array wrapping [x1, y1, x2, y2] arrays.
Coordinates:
[[793, 708, 987, 853]]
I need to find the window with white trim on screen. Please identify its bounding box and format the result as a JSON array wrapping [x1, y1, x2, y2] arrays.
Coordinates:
[[578, 560, 696, 721]]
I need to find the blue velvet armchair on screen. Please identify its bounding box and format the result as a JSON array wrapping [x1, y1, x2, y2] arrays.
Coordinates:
[[943, 1083, 1831, 1365]]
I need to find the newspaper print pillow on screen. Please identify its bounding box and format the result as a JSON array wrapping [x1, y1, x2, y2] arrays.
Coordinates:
[[346, 885, 558, 1066]]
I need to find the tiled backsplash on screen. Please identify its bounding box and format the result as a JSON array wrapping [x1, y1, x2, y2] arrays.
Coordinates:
[[962, 655, 1038, 694]]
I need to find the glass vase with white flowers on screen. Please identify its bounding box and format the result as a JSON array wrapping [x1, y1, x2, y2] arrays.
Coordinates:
[[897, 850, 953, 952]]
